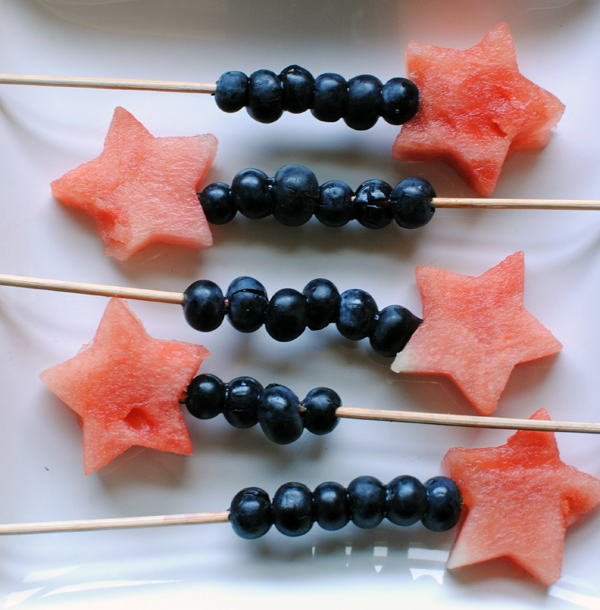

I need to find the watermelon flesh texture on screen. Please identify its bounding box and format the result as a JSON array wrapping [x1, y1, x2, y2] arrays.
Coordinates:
[[392, 23, 565, 197], [51, 107, 217, 261]]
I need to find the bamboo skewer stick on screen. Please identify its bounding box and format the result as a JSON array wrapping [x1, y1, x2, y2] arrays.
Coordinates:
[[432, 198, 600, 210]]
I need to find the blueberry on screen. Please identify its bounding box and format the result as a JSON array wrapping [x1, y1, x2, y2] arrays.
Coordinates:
[[348, 476, 386, 529], [215, 71, 248, 113], [246, 69, 283, 124], [386, 475, 427, 526], [302, 278, 341, 331], [381, 77, 419, 125], [183, 280, 226, 332], [224, 376, 263, 429], [353, 179, 393, 229], [421, 476, 462, 532], [311, 73, 348, 122], [271, 165, 318, 227], [226, 276, 268, 333], [344, 74, 382, 131], [302, 387, 340, 435], [272, 482, 314, 537], [229, 487, 273, 539], [230, 168, 272, 220], [258, 384, 304, 445], [185, 374, 225, 420], [198, 183, 236, 225], [336, 289, 378, 341], [265, 288, 307, 342], [316, 180, 354, 227], [390, 177, 436, 229], [369, 305, 422, 358], [313, 481, 350, 531], [280, 65, 315, 114]]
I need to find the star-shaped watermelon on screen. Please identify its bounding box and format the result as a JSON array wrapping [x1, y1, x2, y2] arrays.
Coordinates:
[[391, 252, 562, 415], [40, 298, 209, 474], [51, 107, 218, 261], [443, 409, 600, 586], [393, 23, 565, 197]]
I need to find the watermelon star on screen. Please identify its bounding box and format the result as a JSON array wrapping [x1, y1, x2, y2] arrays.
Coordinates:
[[51, 107, 218, 261], [393, 23, 565, 196], [40, 298, 209, 474], [443, 409, 600, 586], [391, 252, 562, 415]]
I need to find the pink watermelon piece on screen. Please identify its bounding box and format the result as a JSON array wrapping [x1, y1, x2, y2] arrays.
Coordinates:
[[392, 23, 565, 197], [443, 409, 600, 586], [51, 107, 218, 261], [40, 298, 209, 474], [391, 252, 562, 415]]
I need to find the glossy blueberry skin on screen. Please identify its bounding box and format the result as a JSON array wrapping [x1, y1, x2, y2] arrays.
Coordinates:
[[421, 477, 462, 532], [199, 183, 236, 225], [272, 482, 314, 537], [311, 73, 348, 122], [247, 69, 284, 123], [336, 289, 378, 341], [265, 288, 307, 342], [301, 387, 340, 435], [271, 165, 319, 227], [280, 65, 315, 114], [258, 384, 304, 445], [183, 280, 226, 332], [381, 77, 419, 125], [369, 305, 422, 358], [316, 180, 354, 227], [224, 376, 262, 429], [185, 374, 225, 420], [229, 487, 273, 539], [390, 177, 436, 229], [226, 276, 268, 333], [313, 481, 350, 531], [353, 179, 393, 229], [344, 74, 382, 131], [231, 168, 272, 220], [348, 476, 386, 529], [215, 71, 248, 113], [302, 278, 341, 331], [386, 475, 428, 526]]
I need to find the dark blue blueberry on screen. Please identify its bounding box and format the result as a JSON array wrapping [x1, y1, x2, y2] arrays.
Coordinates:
[[229, 487, 272, 539], [381, 77, 419, 125], [348, 476, 386, 529], [316, 180, 354, 227], [301, 387, 340, 435], [272, 482, 314, 537], [183, 280, 226, 332], [280, 65, 315, 114], [353, 179, 393, 229], [224, 376, 262, 429], [230, 168, 272, 219], [336, 289, 378, 341], [215, 71, 248, 113], [247, 70, 283, 124], [421, 477, 462, 532], [386, 475, 428, 526], [198, 183, 236, 225], [313, 481, 350, 531], [311, 73, 348, 122], [369, 305, 422, 358], [265, 288, 307, 342], [258, 384, 304, 445], [271, 165, 318, 227], [344, 74, 382, 131], [226, 276, 268, 333], [390, 177, 436, 229], [302, 278, 341, 331], [185, 374, 225, 420]]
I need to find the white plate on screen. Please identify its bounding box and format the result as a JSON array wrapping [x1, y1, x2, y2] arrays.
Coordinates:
[[0, 0, 599, 607]]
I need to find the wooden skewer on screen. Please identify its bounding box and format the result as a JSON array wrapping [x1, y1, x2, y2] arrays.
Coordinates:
[[433, 198, 600, 210]]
